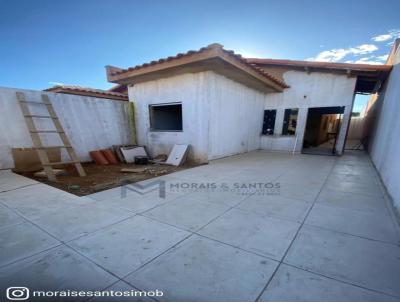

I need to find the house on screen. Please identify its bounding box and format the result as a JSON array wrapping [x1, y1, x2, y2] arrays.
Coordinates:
[[105, 43, 391, 163], [44, 85, 128, 101]]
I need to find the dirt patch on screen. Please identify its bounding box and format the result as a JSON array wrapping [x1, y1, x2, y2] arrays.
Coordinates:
[[17, 162, 199, 196]]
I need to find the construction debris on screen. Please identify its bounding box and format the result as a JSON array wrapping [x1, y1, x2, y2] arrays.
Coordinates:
[[151, 154, 168, 163], [100, 149, 118, 164], [134, 156, 149, 165], [164, 144, 189, 166], [90, 150, 109, 165], [34, 169, 66, 178], [120, 167, 147, 173], [12, 147, 61, 172], [120, 146, 148, 163]]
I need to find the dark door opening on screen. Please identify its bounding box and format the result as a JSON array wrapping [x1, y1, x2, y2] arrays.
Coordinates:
[[302, 106, 345, 155]]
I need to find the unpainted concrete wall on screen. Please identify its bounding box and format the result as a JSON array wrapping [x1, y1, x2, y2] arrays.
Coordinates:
[[130, 71, 269, 162], [347, 117, 365, 140], [260, 71, 357, 153], [366, 42, 400, 213], [129, 72, 210, 163], [0, 87, 132, 169], [130, 70, 357, 162], [207, 72, 266, 160]]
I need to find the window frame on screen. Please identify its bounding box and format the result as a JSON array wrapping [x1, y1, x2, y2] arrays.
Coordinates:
[[282, 108, 299, 136], [149, 102, 183, 132], [262, 109, 277, 135]]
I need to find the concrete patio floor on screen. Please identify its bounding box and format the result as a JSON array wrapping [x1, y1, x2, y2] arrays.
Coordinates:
[[1, 151, 399, 301]]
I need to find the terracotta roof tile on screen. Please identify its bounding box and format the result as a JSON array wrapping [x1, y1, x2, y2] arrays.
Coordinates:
[[245, 58, 392, 72], [108, 44, 289, 89], [44, 85, 128, 101]]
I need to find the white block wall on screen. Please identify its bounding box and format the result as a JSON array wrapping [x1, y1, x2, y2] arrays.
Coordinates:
[[0, 87, 132, 169], [130, 70, 358, 162], [129, 72, 210, 163], [367, 46, 400, 213], [260, 71, 357, 154], [207, 72, 266, 160]]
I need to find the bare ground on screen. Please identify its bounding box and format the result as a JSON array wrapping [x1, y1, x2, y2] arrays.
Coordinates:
[[17, 162, 199, 196]]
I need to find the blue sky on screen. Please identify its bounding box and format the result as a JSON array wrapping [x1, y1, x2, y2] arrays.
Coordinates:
[[0, 0, 399, 111]]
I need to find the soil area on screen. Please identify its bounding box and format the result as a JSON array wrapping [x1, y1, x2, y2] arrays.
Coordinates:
[[18, 162, 199, 196]]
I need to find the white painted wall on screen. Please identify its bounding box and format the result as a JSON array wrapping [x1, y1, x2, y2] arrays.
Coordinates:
[[0, 87, 132, 169], [130, 71, 271, 162], [207, 72, 266, 160], [130, 70, 358, 162], [347, 117, 365, 140], [260, 71, 357, 154], [367, 45, 400, 213], [129, 72, 210, 163]]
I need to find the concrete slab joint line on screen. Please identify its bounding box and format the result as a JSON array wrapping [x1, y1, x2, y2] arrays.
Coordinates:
[[0, 150, 399, 302]]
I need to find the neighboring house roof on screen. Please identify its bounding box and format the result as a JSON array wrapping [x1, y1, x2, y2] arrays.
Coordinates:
[[108, 84, 128, 94], [245, 58, 392, 73], [44, 85, 128, 101], [246, 58, 392, 94], [106, 43, 289, 93]]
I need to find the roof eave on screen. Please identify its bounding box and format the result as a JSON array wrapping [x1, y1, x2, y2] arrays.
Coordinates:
[[106, 45, 288, 93]]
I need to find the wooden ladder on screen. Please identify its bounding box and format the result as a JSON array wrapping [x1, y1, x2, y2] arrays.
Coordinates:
[[16, 92, 86, 181]]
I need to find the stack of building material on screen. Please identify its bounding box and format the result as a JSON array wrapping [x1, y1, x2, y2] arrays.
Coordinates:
[[89, 149, 118, 165]]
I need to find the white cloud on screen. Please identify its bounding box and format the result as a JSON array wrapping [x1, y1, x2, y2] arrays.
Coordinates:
[[372, 34, 392, 42], [345, 54, 388, 65], [307, 29, 398, 64], [307, 44, 378, 62], [48, 81, 64, 86], [376, 54, 389, 61], [350, 44, 378, 54], [372, 29, 400, 43]]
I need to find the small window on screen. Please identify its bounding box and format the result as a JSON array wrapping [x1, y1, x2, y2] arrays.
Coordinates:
[[262, 109, 276, 135], [282, 108, 298, 135], [149, 103, 182, 131]]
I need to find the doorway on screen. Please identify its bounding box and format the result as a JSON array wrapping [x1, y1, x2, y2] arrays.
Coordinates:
[[302, 106, 345, 155]]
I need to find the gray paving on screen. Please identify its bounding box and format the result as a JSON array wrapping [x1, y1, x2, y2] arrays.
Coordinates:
[[0, 150, 399, 302], [69, 216, 190, 277], [125, 235, 278, 302], [284, 225, 400, 297]]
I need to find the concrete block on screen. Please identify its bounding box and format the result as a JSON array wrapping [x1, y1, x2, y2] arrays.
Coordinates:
[[324, 179, 383, 198], [278, 182, 321, 203], [0, 170, 37, 193], [177, 190, 249, 207], [0, 184, 92, 220], [0, 203, 24, 229], [0, 222, 59, 267], [306, 204, 400, 244], [236, 194, 311, 223], [316, 188, 388, 214], [32, 203, 134, 241], [70, 216, 189, 277], [259, 264, 398, 302], [125, 235, 278, 302], [284, 226, 400, 297], [199, 208, 300, 260], [0, 246, 117, 302], [143, 195, 229, 231]]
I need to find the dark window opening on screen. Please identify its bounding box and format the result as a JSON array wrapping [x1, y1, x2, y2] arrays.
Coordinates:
[[282, 108, 299, 135], [262, 109, 276, 135], [149, 103, 182, 131]]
